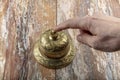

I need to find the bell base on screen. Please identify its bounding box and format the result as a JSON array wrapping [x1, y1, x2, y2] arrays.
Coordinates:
[[33, 40, 75, 69]]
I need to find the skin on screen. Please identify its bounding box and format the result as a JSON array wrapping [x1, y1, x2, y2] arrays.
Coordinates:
[[54, 14, 120, 52]]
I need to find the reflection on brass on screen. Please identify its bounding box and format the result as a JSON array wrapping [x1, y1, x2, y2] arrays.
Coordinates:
[[33, 29, 75, 69]]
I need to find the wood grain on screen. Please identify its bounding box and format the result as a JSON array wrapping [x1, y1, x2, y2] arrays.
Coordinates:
[[56, 0, 120, 80], [0, 0, 56, 80], [0, 0, 120, 80]]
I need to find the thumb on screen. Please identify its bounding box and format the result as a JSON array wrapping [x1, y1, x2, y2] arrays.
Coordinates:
[[77, 33, 97, 47]]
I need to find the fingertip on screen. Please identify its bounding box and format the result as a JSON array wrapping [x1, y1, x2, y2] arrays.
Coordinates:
[[53, 23, 68, 32], [53, 27, 58, 32], [53, 26, 62, 32]]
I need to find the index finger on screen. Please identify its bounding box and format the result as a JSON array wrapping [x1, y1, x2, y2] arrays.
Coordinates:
[[54, 16, 89, 32]]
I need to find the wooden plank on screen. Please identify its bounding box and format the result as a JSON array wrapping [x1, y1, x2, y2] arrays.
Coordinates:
[[56, 0, 120, 80], [0, 0, 56, 80]]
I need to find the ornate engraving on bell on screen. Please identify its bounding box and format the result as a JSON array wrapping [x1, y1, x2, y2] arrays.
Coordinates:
[[33, 29, 75, 69]]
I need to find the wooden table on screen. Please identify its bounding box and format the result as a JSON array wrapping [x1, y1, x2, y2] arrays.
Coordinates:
[[0, 0, 120, 80]]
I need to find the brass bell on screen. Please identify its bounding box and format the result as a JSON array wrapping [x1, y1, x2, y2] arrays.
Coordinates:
[[33, 29, 75, 69]]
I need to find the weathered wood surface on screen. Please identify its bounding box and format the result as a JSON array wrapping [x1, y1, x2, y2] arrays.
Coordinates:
[[0, 0, 120, 80], [0, 0, 56, 80], [56, 0, 120, 80]]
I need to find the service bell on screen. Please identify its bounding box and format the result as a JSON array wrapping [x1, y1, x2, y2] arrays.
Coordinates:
[[33, 29, 75, 69]]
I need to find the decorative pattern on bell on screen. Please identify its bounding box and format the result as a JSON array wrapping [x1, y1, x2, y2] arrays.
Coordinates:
[[33, 29, 75, 69]]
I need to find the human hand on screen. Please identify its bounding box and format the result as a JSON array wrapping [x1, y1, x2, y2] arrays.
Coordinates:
[[54, 14, 120, 52]]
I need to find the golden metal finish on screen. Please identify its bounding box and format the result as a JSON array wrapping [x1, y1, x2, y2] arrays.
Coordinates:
[[33, 29, 75, 69]]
